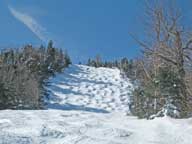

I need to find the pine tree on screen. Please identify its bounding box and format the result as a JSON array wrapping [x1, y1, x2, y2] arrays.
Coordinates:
[[87, 58, 91, 66], [63, 50, 71, 67], [0, 41, 71, 110]]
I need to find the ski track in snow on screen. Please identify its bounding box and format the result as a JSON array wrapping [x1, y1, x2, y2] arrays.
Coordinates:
[[0, 64, 191, 144]]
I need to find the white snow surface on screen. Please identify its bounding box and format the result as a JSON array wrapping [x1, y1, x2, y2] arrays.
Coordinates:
[[0, 64, 192, 144], [46, 64, 133, 114]]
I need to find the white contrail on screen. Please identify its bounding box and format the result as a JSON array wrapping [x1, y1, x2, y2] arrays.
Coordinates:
[[8, 6, 49, 43]]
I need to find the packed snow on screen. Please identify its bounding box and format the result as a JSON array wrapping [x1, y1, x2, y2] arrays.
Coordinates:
[[46, 65, 133, 115], [0, 64, 192, 144]]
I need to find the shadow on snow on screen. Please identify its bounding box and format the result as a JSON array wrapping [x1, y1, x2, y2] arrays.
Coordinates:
[[45, 65, 110, 114], [47, 103, 109, 114]]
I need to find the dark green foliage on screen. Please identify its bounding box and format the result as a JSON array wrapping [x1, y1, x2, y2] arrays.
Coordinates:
[[120, 58, 129, 72], [63, 50, 72, 67], [156, 68, 189, 118], [0, 40, 71, 109], [130, 67, 189, 119], [87, 58, 91, 66], [0, 64, 40, 109], [130, 80, 161, 119], [156, 68, 180, 97]]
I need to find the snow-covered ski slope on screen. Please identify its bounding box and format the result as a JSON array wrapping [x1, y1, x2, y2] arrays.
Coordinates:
[[0, 64, 192, 144], [46, 64, 133, 114]]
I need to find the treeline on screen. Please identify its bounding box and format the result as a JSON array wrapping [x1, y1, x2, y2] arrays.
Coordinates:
[[0, 40, 71, 110], [87, 56, 136, 80], [129, 1, 192, 119]]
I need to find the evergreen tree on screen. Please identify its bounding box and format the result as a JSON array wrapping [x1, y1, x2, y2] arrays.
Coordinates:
[[0, 41, 71, 110], [87, 58, 91, 66]]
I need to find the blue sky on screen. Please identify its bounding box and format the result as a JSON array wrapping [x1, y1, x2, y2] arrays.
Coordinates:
[[0, 0, 192, 63]]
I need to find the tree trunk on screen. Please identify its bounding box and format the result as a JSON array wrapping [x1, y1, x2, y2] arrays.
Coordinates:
[[175, 31, 188, 118]]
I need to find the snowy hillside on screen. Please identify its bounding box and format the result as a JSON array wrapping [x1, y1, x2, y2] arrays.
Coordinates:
[[46, 65, 133, 114], [0, 65, 191, 144]]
